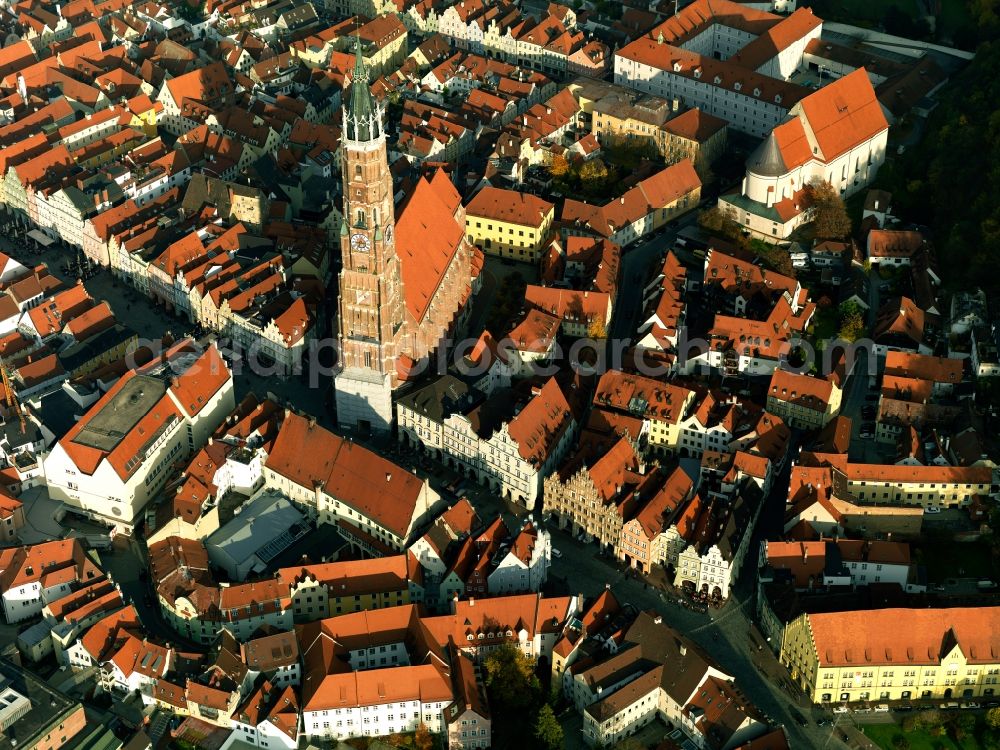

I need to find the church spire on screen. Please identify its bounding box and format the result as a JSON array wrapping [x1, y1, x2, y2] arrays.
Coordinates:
[[345, 37, 379, 142]]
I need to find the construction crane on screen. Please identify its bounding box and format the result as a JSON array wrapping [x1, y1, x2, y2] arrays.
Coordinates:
[[0, 355, 26, 434]]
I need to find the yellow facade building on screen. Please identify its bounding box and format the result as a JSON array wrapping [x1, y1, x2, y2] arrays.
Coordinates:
[[781, 608, 1000, 704], [465, 186, 555, 263]]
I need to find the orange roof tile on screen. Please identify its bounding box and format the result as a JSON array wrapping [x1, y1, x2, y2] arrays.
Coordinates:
[[465, 186, 554, 227], [395, 170, 466, 323], [809, 607, 1000, 667], [796, 68, 888, 162]]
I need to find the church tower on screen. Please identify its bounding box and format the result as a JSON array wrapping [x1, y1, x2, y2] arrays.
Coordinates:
[[334, 41, 405, 434]]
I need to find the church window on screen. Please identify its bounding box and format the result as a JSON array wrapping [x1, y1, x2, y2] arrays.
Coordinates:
[[365, 351, 372, 368], [355, 165, 362, 179], [356, 209, 365, 227]]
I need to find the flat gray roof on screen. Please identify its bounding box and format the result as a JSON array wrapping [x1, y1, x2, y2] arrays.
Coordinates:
[[72, 375, 167, 452], [206, 491, 306, 571]]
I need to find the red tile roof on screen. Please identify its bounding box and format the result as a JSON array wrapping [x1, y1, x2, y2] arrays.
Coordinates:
[[796, 68, 888, 162], [809, 607, 1000, 667], [265, 412, 426, 538], [395, 170, 467, 323], [465, 186, 554, 227], [506, 377, 574, 467]]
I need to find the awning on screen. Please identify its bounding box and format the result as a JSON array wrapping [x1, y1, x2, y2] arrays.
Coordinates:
[[27, 229, 55, 247]]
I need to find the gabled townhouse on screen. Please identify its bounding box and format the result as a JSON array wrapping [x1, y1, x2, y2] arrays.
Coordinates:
[[550, 590, 626, 685], [766, 369, 842, 430], [561, 160, 702, 248], [486, 521, 551, 595], [635, 251, 688, 366], [398, 376, 577, 508], [592, 370, 696, 455], [544, 434, 652, 549], [0, 538, 102, 623], [225, 681, 299, 750], [575, 611, 765, 748], [618, 466, 696, 573], [672, 479, 763, 600], [407, 499, 482, 611], [505, 309, 560, 377], [157, 61, 237, 135], [761, 538, 922, 593]]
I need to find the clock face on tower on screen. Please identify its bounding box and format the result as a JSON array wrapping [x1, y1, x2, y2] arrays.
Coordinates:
[[350, 233, 370, 252]]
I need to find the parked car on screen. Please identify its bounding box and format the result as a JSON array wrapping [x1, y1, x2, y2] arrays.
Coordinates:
[[790, 709, 808, 726], [925, 505, 942, 514], [859, 430, 875, 439], [874, 704, 890, 713], [833, 706, 849, 714], [959, 702, 980, 709], [551, 548, 562, 559]]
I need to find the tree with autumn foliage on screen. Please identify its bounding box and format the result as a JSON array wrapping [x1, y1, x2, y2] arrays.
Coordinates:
[[549, 153, 570, 178], [807, 180, 852, 239], [579, 158, 610, 196], [414, 722, 433, 750], [588, 317, 607, 339]]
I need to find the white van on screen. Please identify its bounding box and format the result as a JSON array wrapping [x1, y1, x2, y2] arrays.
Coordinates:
[[874, 704, 890, 713]]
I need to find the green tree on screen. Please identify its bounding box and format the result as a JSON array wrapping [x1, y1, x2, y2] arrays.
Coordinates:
[[988, 706, 1000, 729], [483, 644, 541, 713], [533, 704, 564, 750], [954, 712, 977, 742], [891, 736, 910, 750], [807, 181, 852, 239]]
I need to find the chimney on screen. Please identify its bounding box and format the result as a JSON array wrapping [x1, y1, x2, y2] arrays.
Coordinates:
[[653, 614, 662, 625], [386, 473, 392, 482], [469, 597, 474, 606], [679, 644, 687, 656]]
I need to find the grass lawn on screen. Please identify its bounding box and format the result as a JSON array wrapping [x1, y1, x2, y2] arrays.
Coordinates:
[[914, 539, 996, 582], [865, 723, 980, 750]]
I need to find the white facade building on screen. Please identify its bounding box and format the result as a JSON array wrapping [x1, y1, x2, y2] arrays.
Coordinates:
[[719, 68, 889, 239], [42, 343, 236, 531]]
